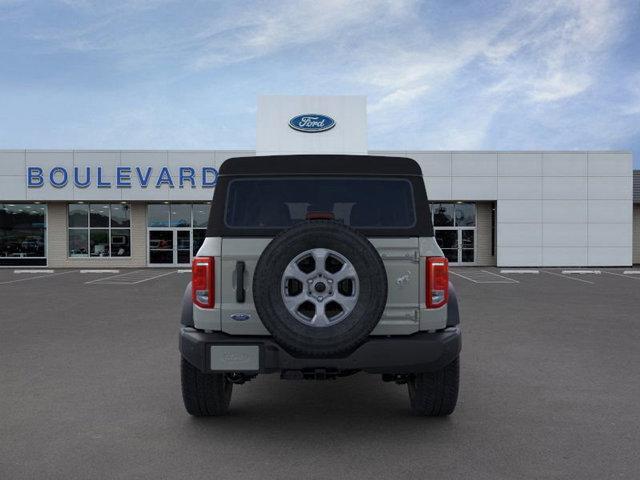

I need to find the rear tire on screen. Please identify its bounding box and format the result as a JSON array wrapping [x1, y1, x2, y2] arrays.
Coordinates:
[[181, 358, 233, 416], [408, 357, 459, 416]]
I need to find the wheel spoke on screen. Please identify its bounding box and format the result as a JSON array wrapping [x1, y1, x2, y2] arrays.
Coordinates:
[[334, 292, 358, 312], [311, 248, 329, 274], [283, 262, 309, 283], [311, 302, 331, 327], [332, 263, 357, 282], [282, 292, 309, 312]]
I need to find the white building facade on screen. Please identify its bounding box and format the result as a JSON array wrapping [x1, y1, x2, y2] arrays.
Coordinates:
[[0, 95, 636, 268]]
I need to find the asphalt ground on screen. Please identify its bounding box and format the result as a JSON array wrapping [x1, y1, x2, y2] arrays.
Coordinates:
[[1, 267, 639, 479]]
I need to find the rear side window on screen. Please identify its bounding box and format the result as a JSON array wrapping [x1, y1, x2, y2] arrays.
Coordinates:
[[224, 177, 416, 229]]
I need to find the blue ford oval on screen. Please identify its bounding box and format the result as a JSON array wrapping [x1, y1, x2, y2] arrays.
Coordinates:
[[230, 313, 251, 321], [289, 114, 336, 133]]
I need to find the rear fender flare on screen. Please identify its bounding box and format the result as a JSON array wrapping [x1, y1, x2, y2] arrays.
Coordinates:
[[181, 282, 194, 327], [447, 281, 460, 327]]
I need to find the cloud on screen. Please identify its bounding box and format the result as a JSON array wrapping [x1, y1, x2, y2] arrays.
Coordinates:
[[0, 0, 637, 160], [14, 0, 415, 66], [189, 0, 416, 70], [347, 0, 633, 149], [360, 0, 623, 104]]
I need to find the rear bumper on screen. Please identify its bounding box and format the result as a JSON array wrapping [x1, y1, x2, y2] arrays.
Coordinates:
[[180, 327, 461, 375]]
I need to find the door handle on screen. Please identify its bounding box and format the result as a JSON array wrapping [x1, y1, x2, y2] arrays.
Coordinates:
[[236, 261, 246, 303]]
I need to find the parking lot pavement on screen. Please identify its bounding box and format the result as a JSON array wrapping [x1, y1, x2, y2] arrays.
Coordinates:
[[1, 268, 639, 479]]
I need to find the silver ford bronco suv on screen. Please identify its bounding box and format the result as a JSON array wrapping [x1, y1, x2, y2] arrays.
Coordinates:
[[180, 155, 461, 416]]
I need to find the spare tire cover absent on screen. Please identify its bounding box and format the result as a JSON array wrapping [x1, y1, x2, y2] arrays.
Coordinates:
[[253, 220, 388, 358]]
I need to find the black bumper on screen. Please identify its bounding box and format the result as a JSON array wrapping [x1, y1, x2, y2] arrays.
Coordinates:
[[180, 327, 461, 375]]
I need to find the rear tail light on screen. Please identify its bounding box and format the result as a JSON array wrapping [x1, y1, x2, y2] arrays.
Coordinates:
[[192, 256, 215, 308], [426, 256, 448, 308]]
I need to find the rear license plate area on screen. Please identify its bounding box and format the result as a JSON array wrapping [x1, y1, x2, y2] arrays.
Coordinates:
[[210, 345, 259, 371]]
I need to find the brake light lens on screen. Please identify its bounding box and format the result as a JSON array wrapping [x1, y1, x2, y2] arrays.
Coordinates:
[[426, 256, 448, 308], [192, 257, 215, 308]]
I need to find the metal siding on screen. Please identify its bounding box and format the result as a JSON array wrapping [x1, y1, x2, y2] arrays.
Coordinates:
[[0, 149, 634, 268]]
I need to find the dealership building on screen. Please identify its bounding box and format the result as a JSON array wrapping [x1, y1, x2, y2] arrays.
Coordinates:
[[0, 96, 637, 268]]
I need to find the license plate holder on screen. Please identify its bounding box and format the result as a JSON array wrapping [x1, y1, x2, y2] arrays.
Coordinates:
[[210, 345, 260, 372]]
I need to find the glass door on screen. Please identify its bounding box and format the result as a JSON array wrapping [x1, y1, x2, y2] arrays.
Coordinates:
[[148, 229, 192, 266], [431, 202, 476, 266], [176, 230, 191, 265], [434, 228, 475, 265], [149, 230, 174, 265], [435, 229, 459, 263], [460, 229, 475, 263]]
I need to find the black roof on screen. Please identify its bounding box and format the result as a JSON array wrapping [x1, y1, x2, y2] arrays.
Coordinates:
[[218, 154, 423, 176]]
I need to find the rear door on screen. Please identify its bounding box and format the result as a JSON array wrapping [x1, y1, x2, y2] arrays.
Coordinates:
[[217, 175, 424, 336], [218, 236, 421, 336], [219, 238, 271, 335], [369, 238, 420, 335]]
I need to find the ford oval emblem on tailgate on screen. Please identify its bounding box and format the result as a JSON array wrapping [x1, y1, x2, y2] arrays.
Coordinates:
[[289, 114, 336, 133], [230, 313, 251, 321]]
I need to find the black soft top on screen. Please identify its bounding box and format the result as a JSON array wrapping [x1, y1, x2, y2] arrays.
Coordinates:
[[208, 154, 432, 238], [218, 155, 423, 176]]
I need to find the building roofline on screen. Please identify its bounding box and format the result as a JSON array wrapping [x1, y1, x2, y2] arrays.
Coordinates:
[[0, 149, 633, 154]]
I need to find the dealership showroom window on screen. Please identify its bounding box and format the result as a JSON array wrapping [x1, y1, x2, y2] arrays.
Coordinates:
[[68, 203, 131, 258], [0, 203, 47, 264]]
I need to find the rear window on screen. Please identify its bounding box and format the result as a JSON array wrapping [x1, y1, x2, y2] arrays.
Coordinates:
[[224, 177, 416, 229]]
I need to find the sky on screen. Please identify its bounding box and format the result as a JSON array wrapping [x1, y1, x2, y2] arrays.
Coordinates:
[[0, 0, 639, 167]]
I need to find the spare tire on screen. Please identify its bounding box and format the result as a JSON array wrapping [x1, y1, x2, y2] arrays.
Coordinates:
[[253, 220, 387, 358]]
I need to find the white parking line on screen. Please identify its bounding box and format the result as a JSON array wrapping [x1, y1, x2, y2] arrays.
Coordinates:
[[127, 270, 176, 284], [80, 269, 120, 274], [84, 271, 131, 284], [85, 270, 177, 285], [449, 271, 480, 283], [177, 269, 191, 273], [481, 270, 519, 283], [500, 269, 539, 274], [449, 270, 518, 284], [542, 270, 594, 284], [561, 270, 601, 275], [623, 270, 640, 275], [13, 269, 54, 274], [604, 271, 640, 280], [0, 270, 76, 285]]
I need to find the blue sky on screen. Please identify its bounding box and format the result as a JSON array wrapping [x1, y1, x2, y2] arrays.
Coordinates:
[[1, 0, 639, 167]]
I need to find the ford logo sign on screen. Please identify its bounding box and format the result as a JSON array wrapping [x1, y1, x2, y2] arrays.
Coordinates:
[[230, 313, 251, 321], [289, 114, 336, 133]]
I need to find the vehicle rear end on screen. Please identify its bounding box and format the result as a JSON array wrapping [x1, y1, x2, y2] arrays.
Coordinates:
[[180, 155, 460, 417]]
